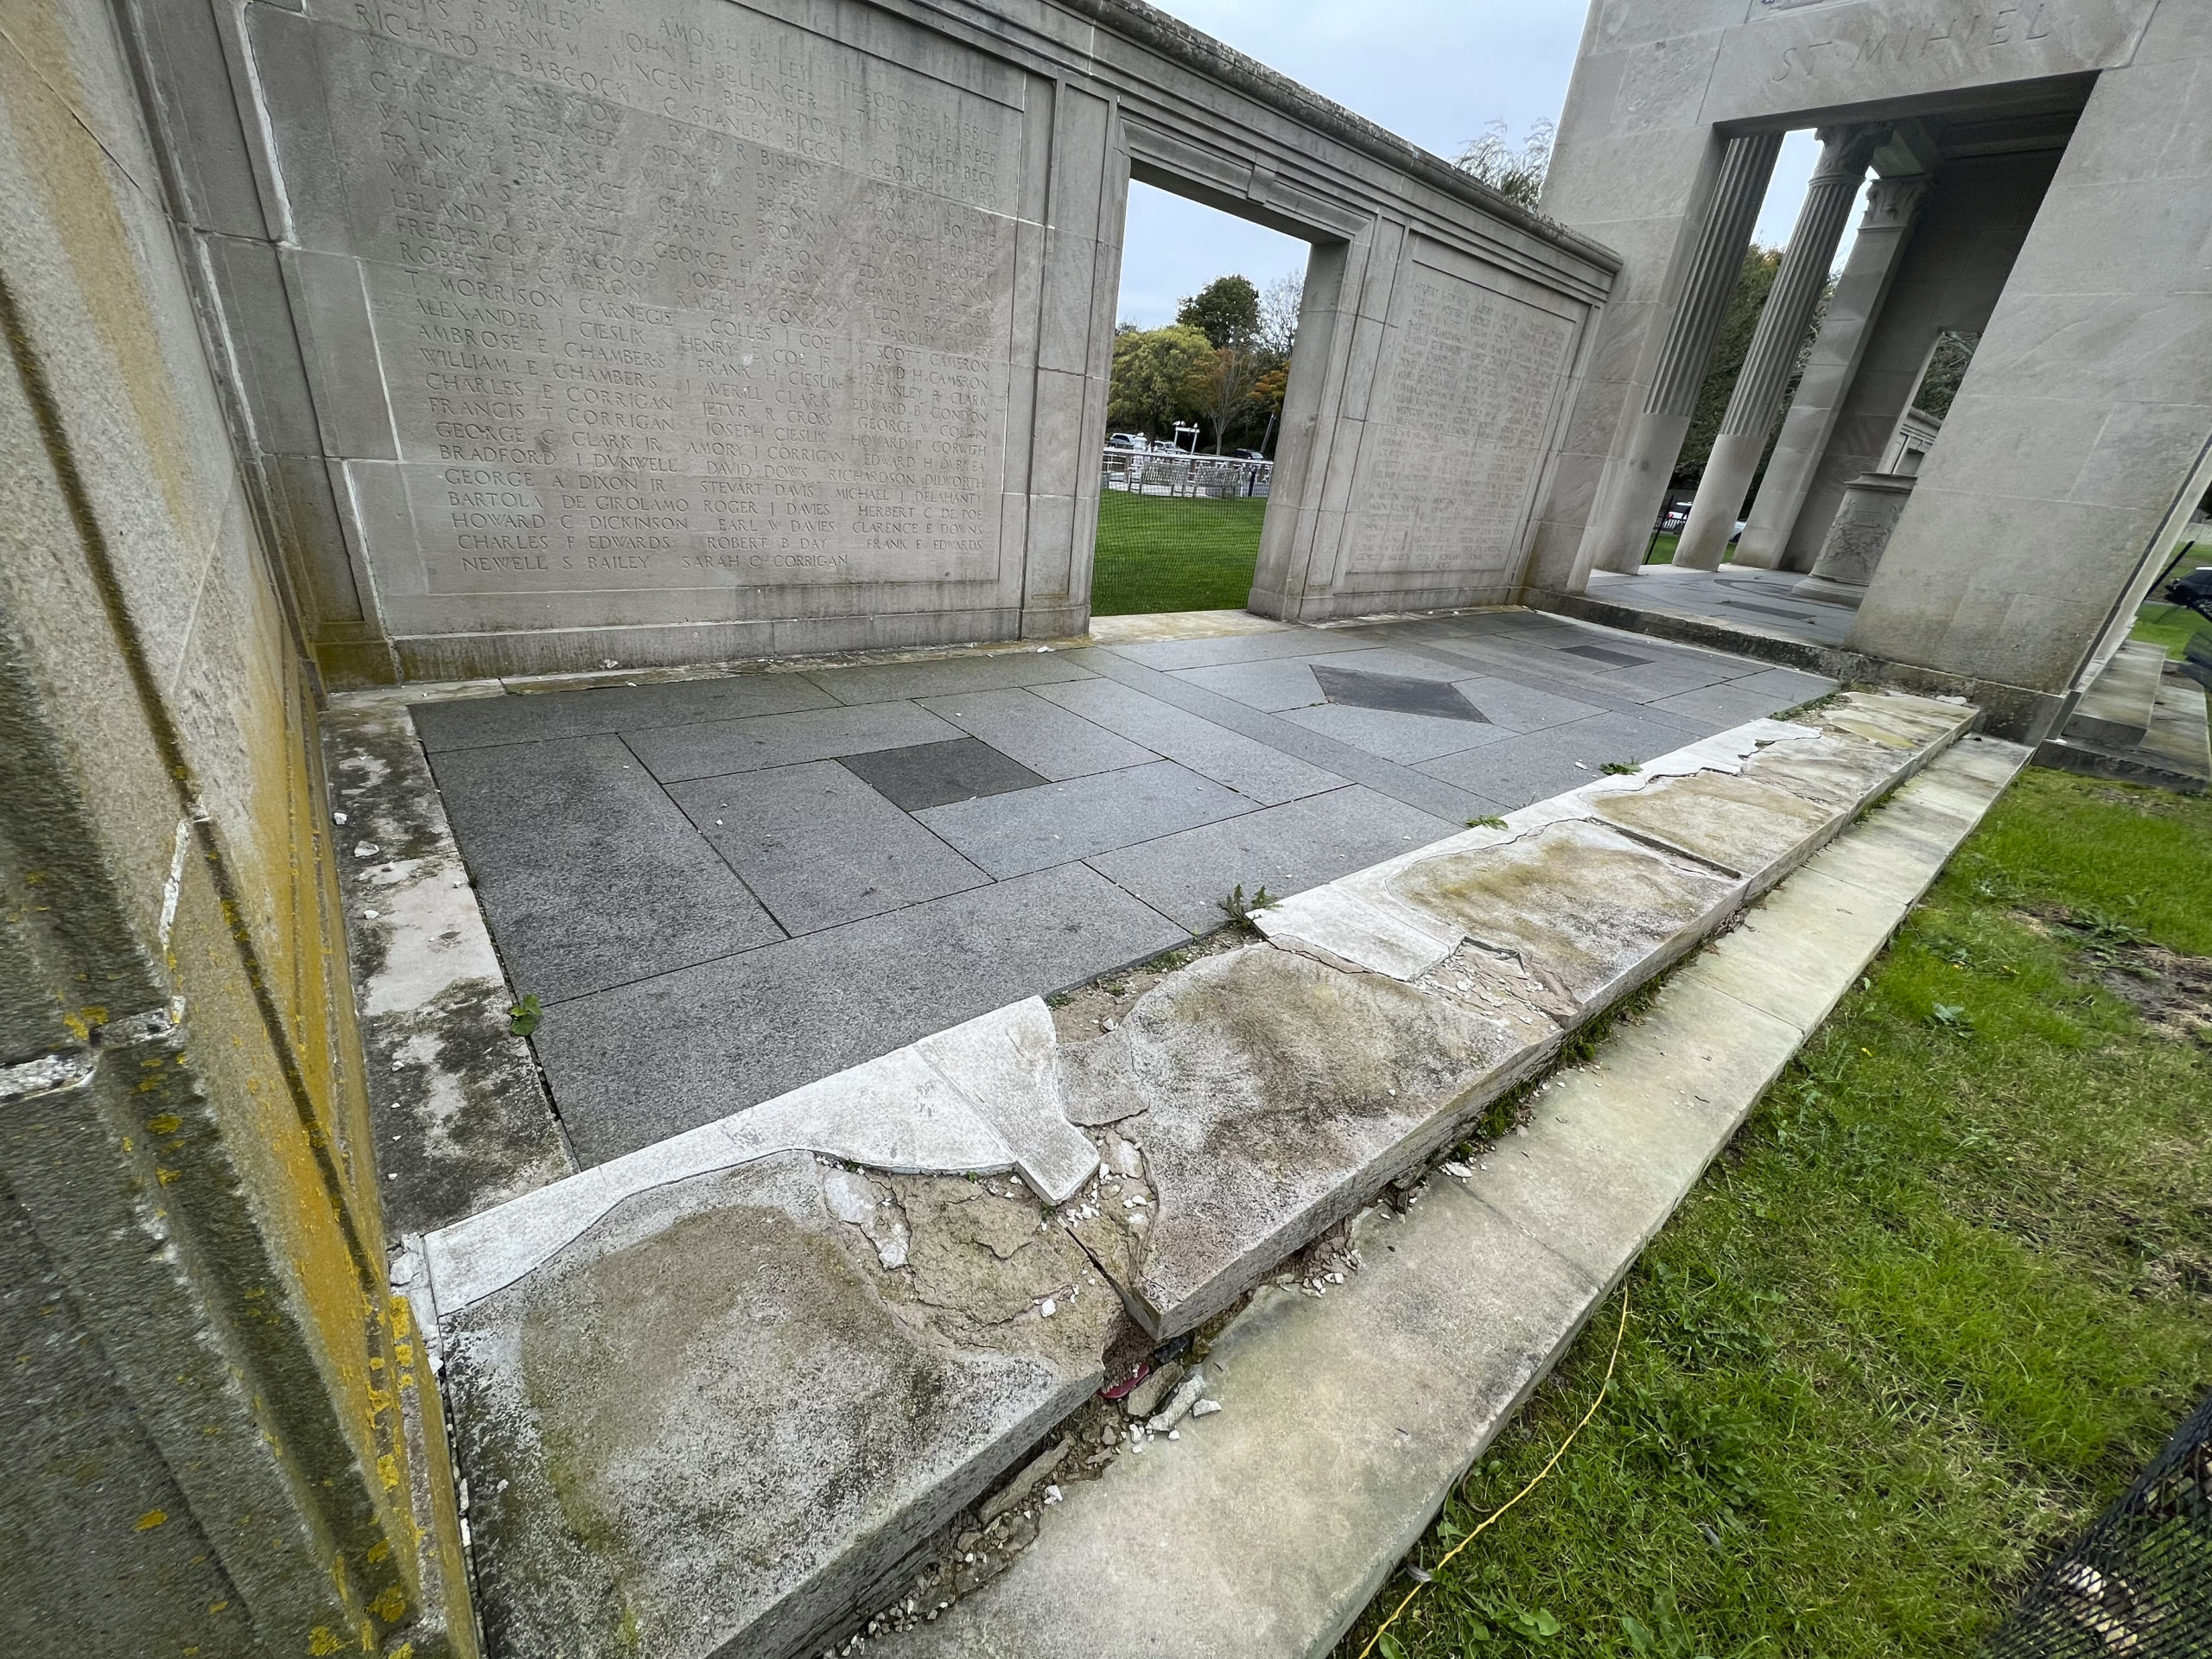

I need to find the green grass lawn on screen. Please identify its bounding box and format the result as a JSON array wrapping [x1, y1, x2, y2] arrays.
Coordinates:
[[1090, 489, 1266, 615], [1341, 767, 2212, 1659]]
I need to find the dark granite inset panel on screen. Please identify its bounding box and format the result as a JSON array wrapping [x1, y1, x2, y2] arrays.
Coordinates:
[[836, 737, 1048, 811]]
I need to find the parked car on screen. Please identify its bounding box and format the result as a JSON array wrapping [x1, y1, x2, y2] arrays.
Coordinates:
[[1108, 432, 1145, 449], [1232, 448, 1268, 461]]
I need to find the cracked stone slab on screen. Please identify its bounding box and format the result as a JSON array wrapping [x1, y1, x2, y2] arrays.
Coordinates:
[[322, 698, 572, 1235], [424, 999, 1102, 1311], [1057, 944, 1560, 1338], [1386, 818, 1745, 1014], [1588, 769, 1840, 892], [446, 1152, 1119, 1659], [1252, 718, 1816, 980]]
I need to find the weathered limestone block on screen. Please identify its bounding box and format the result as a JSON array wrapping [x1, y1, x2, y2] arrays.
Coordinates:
[[1590, 770, 1839, 892], [1388, 820, 1743, 1012], [1058, 944, 1560, 1338], [446, 1153, 1117, 1659]]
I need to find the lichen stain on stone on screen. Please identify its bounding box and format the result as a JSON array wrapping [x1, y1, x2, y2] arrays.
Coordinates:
[[1594, 770, 1832, 877], [1392, 826, 1730, 1003]]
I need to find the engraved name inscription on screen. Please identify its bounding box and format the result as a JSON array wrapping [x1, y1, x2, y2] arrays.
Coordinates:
[[1350, 265, 1574, 577], [285, 0, 1027, 606]]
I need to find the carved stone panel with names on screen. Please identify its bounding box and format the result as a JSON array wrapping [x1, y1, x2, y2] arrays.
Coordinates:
[[1344, 261, 1575, 582], [258, 0, 1033, 636]]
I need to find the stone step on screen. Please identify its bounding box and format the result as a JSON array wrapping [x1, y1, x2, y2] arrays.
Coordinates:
[[2061, 639, 2165, 749], [2036, 667, 2210, 795], [412, 692, 1981, 1659], [871, 732, 2031, 1659]]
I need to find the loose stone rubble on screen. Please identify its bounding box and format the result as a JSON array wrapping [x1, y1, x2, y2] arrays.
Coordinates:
[[420, 691, 1977, 1659]]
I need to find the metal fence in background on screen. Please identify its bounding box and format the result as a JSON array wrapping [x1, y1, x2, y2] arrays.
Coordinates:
[[1090, 448, 1273, 615], [1101, 447, 1272, 499], [1985, 1387, 2212, 1656]]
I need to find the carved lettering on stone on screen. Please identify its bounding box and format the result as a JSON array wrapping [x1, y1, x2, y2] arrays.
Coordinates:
[[264, 0, 1030, 626], [1347, 264, 1574, 578]]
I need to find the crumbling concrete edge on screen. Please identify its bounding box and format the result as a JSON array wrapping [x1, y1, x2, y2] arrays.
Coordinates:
[[321, 699, 574, 1237], [868, 732, 2033, 1658]]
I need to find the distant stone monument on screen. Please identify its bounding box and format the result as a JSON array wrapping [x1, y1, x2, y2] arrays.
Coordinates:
[[1525, 0, 2212, 741]]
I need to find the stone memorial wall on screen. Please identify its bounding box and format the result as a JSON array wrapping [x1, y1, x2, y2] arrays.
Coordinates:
[[164, 0, 1617, 680], [1344, 251, 1579, 588]]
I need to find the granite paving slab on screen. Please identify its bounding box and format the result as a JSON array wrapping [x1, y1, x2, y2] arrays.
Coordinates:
[[913, 761, 1252, 878], [836, 736, 1050, 810], [531, 865, 1186, 1164], [1095, 628, 1357, 672], [623, 699, 962, 783], [805, 652, 1096, 706], [669, 760, 989, 935], [1083, 786, 1459, 935], [429, 734, 784, 1005], [917, 687, 1159, 779], [410, 671, 836, 752], [1647, 677, 1831, 727], [1033, 676, 1347, 804], [1418, 709, 1707, 807], [1280, 701, 1515, 765], [1303, 647, 1491, 686], [1165, 658, 1327, 712], [1443, 675, 1606, 732]]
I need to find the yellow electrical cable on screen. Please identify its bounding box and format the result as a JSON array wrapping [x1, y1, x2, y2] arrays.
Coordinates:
[[1357, 1285, 1632, 1659]]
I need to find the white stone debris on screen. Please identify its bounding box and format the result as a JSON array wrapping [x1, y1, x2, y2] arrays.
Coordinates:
[[1147, 1371, 1207, 1433], [354, 842, 379, 858], [1039, 1299, 1055, 1318], [1192, 1399, 1222, 1419], [1043, 1484, 1062, 1504], [331, 811, 346, 823], [1441, 1161, 1473, 1179]]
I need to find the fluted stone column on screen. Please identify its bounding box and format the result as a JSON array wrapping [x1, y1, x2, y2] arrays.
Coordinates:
[[1673, 126, 1885, 570], [1587, 130, 1783, 574], [1734, 170, 1932, 569]]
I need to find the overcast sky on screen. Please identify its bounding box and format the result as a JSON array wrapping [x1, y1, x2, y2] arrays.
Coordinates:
[[1117, 0, 1835, 327]]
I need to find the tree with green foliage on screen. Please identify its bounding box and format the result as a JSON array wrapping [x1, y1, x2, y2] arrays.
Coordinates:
[[1187, 344, 1266, 456], [1454, 119, 1554, 210], [1106, 322, 1211, 441], [1176, 275, 1262, 350], [1912, 330, 1978, 420]]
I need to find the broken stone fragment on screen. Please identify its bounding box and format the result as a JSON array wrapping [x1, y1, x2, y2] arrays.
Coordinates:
[[443, 1152, 1115, 1659], [1147, 1372, 1207, 1433], [822, 1167, 911, 1269], [1119, 1361, 1183, 1421]]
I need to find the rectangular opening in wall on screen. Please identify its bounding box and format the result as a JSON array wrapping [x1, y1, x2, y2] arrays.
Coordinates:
[[1091, 181, 1315, 617]]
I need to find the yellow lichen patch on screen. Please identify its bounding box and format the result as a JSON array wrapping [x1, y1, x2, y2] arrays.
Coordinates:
[[134, 1509, 168, 1530], [208, 1601, 229, 1615], [365, 1539, 390, 1565], [387, 1645, 414, 1659], [148, 1114, 183, 1135], [159, 1167, 181, 1185], [369, 1584, 408, 1622], [377, 1452, 400, 1491], [307, 1627, 345, 1656], [62, 1007, 109, 1041]]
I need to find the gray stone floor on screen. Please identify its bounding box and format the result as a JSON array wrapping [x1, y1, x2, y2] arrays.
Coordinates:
[[1584, 564, 1860, 648], [414, 609, 1834, 1165]]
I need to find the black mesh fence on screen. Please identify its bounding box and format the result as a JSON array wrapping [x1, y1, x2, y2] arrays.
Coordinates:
[[1985, 1387, 2212, 1656]]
